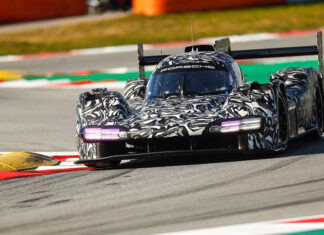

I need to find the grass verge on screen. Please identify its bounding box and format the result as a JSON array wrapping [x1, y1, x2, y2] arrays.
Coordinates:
[[1, 2, 324, 55]]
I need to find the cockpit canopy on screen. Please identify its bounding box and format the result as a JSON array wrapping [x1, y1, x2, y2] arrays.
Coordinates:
[[146, 68, 232, 99], [146, 52, 245, 99]]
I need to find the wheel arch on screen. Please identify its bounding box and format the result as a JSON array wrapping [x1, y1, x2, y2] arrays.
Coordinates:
[[124, 77, 149, 100]]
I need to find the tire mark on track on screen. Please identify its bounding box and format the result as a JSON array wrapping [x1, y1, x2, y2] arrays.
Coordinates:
[[31, 190, 48, 195], [17, 195, 53, 204], [47, 199, 71, 205], [0, 156, 314, 234], [100, 156, 305, 210], [216, 176, 324, 199], [43, 195, 324, 234], [162, 196, 324, 228], [0, 172, 91, 191], [91, 169, 135, 184], [1, 157, 302, 233]]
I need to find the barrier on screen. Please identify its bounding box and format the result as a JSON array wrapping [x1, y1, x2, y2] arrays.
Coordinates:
[[0, 0, 87, 23], [133, 0, 299, 16]]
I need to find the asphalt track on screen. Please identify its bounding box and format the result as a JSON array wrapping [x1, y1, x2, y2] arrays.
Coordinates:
[[0, 36, 324, 235]]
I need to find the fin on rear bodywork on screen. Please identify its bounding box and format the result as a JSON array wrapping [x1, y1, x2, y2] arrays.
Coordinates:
[[214, 37, 231, 54]]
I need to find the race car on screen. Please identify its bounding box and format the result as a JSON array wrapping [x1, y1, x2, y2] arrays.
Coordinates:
[[75, 32, 324, 168]]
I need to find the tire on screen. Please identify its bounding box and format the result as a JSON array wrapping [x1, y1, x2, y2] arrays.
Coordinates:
[[308, 84, 323, 140], [98, 142, 125, 159], [82, 142, 124, 169], [276, 90, 289, 151], [84, 160, 121, 169]]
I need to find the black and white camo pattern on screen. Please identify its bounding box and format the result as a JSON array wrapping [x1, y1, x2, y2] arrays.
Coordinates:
[[76, 89, 133, 159], [277, 67, 319, 130], [123, 77, 148, 101], [76, 52, 321, 159], [154, 51, 232, 72], [218, 83, 281, 150]]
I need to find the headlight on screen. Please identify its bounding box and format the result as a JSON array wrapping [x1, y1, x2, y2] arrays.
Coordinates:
[[210, 117, 262, 133], [220, 120, 241, 133], [82, 127, 127, 142], [240, 118, 262, 131]]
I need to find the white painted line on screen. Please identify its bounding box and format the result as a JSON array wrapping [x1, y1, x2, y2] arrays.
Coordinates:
[[37, 152, 79, 156], [102, 67, 135, 73], [201, 32, 280, 45], [0, 55, 23, 63], [59, 161, 81, 166], [101, 66, 155, 73], [71, 44, 141, 56], [161, 214, 324, 235], [36, 165, 87, 170], [162, 223, 324, 235], [229, 33, 280, 43], [62, 158, 80, 162], [0, 79, 52, 88]]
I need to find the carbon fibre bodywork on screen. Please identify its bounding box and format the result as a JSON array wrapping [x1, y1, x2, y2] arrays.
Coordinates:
[[76, 50, 323, 162]]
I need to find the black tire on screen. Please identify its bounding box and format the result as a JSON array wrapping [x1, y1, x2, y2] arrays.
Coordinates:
[[82, 142, 122, 168], [95, 142, 124, 168], [308, 84, 323, 140], [84, 160, 121, 169], [277, 90, 289, 151]]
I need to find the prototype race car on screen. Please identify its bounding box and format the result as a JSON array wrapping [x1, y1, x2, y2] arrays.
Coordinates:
[[75, 32, 324, 168]]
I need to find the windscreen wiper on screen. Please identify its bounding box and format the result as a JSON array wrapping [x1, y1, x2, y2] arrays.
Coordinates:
[[180, 73, 186, 96]]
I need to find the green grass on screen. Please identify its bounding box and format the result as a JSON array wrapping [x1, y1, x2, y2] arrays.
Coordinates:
[[1, 2, 324, 55]]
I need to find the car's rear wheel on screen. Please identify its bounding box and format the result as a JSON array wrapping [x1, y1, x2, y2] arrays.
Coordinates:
[[277, 91, 289, 151], [308, 85, 323, 140]]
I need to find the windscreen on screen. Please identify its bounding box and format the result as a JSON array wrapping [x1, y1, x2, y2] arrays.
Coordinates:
[[146, 69, 232, 99]]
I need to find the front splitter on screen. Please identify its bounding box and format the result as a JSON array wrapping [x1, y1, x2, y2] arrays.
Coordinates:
[[75, 149, 241, 167]]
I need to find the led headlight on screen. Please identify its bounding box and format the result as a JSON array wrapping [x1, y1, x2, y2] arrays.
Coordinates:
[[220, 120, 241, 133], [210, 117, 262, 133], [83, 127, 126, 142], [240, 118, 262, 131]]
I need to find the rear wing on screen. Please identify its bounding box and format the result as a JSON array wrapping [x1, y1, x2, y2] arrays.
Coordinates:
[[231, 32, 323, 80], [138, 31, 324, 79]]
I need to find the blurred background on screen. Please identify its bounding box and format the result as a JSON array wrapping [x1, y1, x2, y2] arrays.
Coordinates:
[[0, 0, 323, 23]]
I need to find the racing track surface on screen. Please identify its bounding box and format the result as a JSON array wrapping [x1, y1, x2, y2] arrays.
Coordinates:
[[1, 36, 324, 234]]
